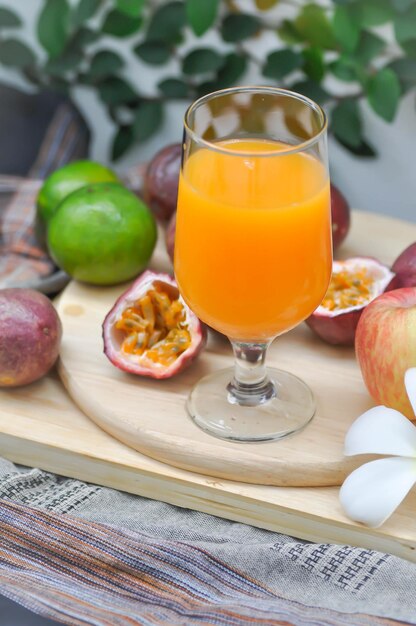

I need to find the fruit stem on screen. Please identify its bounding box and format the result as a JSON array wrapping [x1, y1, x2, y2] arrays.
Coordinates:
[[227, 341, 276, 407]]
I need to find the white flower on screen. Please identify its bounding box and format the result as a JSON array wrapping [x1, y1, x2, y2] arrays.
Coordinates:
[[339, 368, 416, 528]]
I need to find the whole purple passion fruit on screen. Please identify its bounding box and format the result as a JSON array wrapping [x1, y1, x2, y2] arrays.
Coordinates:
[[0, 288, 62, 386], [306, 257, 396, 346], [143, 143, 181, 221], [391, 242, 416, 288], [165, 212, 176, 263], [103, 270, 206, 379], [330, 184, 351, 252]]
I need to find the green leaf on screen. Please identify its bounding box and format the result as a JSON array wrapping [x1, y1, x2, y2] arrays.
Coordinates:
[[98, 76, 137, 104], [389, 58, 416, 86], [71, 26, 99, 48], [291, 79, 331, 104], [72, 0, 101, 27], [402, 40, 416, 55], [221, 13, 260, 42], [158, 77, 189, 98], [354, 0, 393, 27], [295, 4, 336, 49], [333, 5, 359, 52], [196, 53, 248, 94], [37, 0, 70, 59], [335, 136, 376, 157], [392, 0, 415, 12], [355, 31, 385, 64], [89, 50, 124, 78], [329, 57, 358, 82], [134, 41, 171, 65], [331, 99, 362, 148], [394, 6, 416, 44], [112, 125, 135, 160], [116, 0, 145, 17], [216, 53, 247, 86], [0, 7, 22, 28], [133, 100, 163, 142], [102, 9, 142, 37], [255, 0, 279, 9], [302, 47, 325, 82], [45, 49, 83, 74], [186, 0, 219, 36], [0, 38, 35, 67], [183, 48, 224, 74], [262, 49, 302, 79], [367, 68, 401, 122], [277, 20, 303, 44], [48, 78, 70, 95], [147, 1, 186, 44]]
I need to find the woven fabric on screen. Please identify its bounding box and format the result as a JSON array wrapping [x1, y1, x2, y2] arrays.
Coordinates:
[[0, 176, 54, 287], [0, 459, 415, 625], [0, 92, 89, 289], [0, 499, 406, 626]]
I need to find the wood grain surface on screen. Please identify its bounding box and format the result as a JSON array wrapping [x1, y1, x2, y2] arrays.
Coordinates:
[[0, 370, 415, 562], [55, 210, 416, 487]]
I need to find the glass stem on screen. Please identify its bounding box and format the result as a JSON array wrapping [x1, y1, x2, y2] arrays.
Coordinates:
[[227, 341, 276, 407]]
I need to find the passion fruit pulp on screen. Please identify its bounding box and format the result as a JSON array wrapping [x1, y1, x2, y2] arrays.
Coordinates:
[[103, 271, 206, 379], [306, 257, 396, 346]]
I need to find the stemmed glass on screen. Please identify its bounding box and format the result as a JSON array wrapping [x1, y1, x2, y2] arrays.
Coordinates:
[[174, 86, 332, 442]]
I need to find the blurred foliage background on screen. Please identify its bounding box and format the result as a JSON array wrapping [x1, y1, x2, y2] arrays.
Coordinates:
[[0, 0, 414, 161]]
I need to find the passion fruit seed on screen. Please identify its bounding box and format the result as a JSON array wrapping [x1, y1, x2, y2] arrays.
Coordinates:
[[306, 257, 396, 346], [114, 284, 191, 367], [322, 267, 373, 311]]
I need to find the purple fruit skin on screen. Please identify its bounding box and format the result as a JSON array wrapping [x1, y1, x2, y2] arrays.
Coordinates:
[[0, 288, 62, 386], [165, 212, 176, 262], [392, 243, 416, 288], [144, 144, 181, 221], [306, 272, 399, 347], [305, 309, 362, 346]]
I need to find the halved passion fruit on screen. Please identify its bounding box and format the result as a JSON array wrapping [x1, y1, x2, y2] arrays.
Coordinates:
[[103, 271, 206, 379], [306, 257, 396, 346]]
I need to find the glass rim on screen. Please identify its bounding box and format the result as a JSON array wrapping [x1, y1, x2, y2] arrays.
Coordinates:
[[183, 85, 328, 157]]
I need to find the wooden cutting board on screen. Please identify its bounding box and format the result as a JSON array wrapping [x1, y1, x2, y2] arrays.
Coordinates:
[[56, 210, 416, 487]]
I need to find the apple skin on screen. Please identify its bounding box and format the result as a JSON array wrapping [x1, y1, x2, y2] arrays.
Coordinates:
[[355, 287, 416, 419]]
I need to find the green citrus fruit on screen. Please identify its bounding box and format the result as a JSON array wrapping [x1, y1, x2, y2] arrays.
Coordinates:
[[37, 160, 119, 226], [47, 183, 157, 285]]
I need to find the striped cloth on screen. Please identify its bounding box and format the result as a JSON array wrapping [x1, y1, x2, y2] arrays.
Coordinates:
[[0, 90, 89, 290], [0, 499, 405, 626]]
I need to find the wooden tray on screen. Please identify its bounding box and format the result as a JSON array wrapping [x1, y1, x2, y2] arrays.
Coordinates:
[[0, 210, 415, 562], [0, 370, 415, 563], [56, 211, 416, 487]]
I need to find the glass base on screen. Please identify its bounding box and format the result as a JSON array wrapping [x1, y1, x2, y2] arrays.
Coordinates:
[[187, 367, 316, 442]]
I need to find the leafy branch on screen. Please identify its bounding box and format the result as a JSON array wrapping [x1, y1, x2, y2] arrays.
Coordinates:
[[0, 0, 415, 160]]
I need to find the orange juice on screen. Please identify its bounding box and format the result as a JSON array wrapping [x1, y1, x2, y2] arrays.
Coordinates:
[[175, 139, 332, 341]]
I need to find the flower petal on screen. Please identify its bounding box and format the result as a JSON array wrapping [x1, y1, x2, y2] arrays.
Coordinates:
[[344, 406, 416, 457], [339, 457, 416, 527], [405, 368, 416, 417]]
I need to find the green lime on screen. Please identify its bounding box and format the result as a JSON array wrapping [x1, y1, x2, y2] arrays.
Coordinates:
[[47, 183, 157, 285], [37, 160, 119, 226]]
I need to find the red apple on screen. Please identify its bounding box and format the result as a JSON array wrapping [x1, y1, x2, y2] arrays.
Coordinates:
[[355, 287, 416, 419]]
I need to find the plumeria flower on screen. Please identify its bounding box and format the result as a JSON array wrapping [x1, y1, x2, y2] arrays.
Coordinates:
[[339, 368, 416, 528]]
